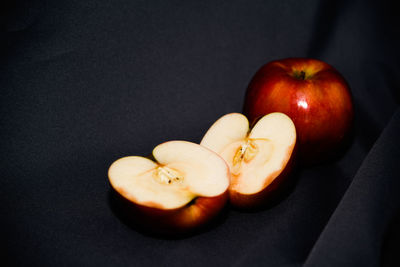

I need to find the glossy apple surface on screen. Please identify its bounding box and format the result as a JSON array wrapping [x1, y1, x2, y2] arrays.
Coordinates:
[[243, 58, 354, 164], [108, 141, 230, 234]]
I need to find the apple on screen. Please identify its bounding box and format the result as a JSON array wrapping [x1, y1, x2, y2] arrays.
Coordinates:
[[243, 58, 354, 164], [201, 113, 296, 209], [108, 141, 230, 234]]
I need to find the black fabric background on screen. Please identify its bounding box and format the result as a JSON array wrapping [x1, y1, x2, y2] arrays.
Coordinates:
[[1, 0, 399, 266]]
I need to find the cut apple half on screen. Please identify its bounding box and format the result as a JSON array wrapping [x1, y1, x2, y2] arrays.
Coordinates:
[[108, 140, 230, 233], [201, 113, 296, 208]]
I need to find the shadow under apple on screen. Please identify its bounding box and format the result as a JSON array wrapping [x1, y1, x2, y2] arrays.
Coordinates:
[[108, 189, 231, 239]]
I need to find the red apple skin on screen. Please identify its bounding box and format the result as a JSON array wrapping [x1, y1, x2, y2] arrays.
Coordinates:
[[229, 141, 297, 209], [111, 187, 228, 235], [243, 58, 354, 164]]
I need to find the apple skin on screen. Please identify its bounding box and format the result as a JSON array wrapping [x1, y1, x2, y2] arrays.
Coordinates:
[[229, 141, 297, 210], [243, 58, 354, 164], [110, 187, 228, 236]]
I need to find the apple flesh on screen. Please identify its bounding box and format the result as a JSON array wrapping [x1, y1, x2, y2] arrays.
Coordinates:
[[108, 141, 230, 234], [201, 113, 296, 209], [243, 58, 354, 164]]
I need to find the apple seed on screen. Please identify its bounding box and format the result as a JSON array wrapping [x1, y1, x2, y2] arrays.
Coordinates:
[[153, 166, 184, 185], [232, 139, 259, 175]]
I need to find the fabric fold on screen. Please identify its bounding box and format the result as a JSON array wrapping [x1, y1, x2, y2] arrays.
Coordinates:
[[304, 107, 400, 267]]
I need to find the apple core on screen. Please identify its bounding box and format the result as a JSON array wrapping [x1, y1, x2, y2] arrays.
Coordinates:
[[153, 166, 184, 185], [230, 138, 272, 176]]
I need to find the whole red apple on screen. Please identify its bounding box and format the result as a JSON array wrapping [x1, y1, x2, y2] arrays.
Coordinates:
[[243, 58, 354, 164]]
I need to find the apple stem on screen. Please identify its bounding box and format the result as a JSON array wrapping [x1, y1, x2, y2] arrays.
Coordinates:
[[300, 71, 306, 80]]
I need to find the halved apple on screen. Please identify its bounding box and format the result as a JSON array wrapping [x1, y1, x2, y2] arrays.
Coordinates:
[[200, 113, 296, 209], [108, 140, 230, 234]]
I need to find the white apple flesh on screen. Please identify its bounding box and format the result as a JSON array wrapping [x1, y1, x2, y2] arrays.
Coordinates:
[[108, 141, 230, 234], [201, 113, 296, 209]]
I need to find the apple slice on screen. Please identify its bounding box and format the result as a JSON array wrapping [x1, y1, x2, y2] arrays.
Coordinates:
[[108, 140, 230, 234], [201, 113, 296, 209]]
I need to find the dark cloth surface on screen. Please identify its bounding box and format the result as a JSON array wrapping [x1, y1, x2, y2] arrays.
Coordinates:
[[1, 0, 399, 266]]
